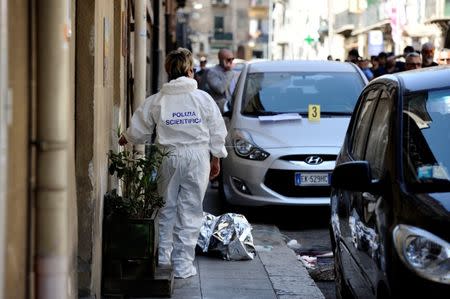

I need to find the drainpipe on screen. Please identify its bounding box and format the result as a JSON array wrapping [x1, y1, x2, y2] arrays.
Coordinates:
[[134, 0, 147, 111], [152, 0, 160, 94], [35, 0, 71, 298], [0, 0, 8, 296]]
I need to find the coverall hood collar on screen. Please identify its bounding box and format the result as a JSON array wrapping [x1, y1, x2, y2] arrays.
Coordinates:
[[161, 76, 197, 95]]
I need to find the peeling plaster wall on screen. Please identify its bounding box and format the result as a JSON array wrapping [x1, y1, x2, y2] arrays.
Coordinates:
[[5, 0, 30, 297], [76, 0, 120, 297], [75, 0, 96, 296]]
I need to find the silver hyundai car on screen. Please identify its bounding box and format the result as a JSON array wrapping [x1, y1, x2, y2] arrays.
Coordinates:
[[220, 60, 368, 206]]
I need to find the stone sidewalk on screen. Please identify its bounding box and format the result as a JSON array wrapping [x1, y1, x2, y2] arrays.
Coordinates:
[[145, 224, 324, 299]]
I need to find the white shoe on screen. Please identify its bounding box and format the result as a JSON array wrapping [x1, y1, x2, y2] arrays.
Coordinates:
[[174, 265, 197, 279]]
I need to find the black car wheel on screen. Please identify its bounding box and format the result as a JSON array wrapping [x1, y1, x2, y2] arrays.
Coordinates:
[[334, 244, 353, 299]]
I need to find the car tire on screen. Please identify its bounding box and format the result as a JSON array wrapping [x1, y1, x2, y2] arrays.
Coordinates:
[[334, 244, 353, 299]]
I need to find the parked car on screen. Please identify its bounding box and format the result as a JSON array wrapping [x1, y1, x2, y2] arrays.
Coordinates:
[[330, 66, 450, 298], [220, 60, 368, 206]]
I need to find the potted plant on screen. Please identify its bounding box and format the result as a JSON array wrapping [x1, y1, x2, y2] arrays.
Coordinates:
[[102, 140, 172, 297]]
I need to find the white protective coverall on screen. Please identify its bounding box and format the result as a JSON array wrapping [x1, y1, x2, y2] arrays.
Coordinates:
[[124, 76, 227, 278]]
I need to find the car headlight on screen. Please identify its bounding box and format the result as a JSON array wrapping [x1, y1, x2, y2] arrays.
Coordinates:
[[232, 129, 269, 161], [393, 224, 450, 284]]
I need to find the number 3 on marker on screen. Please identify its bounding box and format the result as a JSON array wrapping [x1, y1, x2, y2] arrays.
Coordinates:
[[308, 104, 320, 121]]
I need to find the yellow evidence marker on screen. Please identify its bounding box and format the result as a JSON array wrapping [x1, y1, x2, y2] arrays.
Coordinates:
[[308, 104, 320, 121]]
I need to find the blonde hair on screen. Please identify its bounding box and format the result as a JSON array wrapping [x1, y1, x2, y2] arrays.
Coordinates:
[[165, 48, 194, 81]]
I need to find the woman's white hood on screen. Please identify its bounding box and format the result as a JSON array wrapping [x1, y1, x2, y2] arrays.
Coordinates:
[[160, 76, 197, 95]]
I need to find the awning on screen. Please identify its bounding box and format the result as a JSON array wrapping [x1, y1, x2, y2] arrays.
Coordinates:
[[425, 17, 450, 32], [402, 24, 437, 37], [335, 24, 355, 37], [351, 19, 390, 36]]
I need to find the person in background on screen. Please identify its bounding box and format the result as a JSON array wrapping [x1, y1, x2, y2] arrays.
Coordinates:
[[395, 45, 415, 72], [198, 48, 235, 189], [194, 56, 208, 85], [404, 52, 422, 71], [357, 58, 374, 81], [370, 55, 380, 76], [421, 42, 438, 67], [119, 48, 228, 279], [373, 52, 387, 78], [438, 48, 450, 65], [200, 48, 236, 114], [347, 48, 360, 64], [385, 52, 402, 74]]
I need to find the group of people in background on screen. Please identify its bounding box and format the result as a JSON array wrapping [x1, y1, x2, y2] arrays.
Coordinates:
[[335, 42, 450, 81]]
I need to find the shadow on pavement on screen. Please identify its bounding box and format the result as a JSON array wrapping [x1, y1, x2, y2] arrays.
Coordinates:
[[222, 205, 331, 230]]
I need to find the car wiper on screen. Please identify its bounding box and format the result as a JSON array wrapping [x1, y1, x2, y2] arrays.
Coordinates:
[[320, 111, 353, 116], [244, 111, 352, 117], [243, 111, 291, 116]]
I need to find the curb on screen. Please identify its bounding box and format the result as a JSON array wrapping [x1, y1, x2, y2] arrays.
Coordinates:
[[252, 224, 325, 299]]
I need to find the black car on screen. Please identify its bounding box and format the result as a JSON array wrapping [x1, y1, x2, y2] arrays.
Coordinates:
[[330, 66, 450, 298]]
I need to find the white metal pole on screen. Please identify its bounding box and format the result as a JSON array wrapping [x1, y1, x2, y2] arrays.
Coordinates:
[[36, 0, 71, 297], [134, 0, 147, 111]]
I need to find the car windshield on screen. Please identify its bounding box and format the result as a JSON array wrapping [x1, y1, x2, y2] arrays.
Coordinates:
[[241, 72, 365, 116], [402, 88, 450, 190]]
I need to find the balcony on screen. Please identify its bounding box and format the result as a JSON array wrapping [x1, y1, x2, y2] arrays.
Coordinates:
[[424, 0, 450, 31], [334, 10, 357, 37], [211, 0, 230, 6], [351, 2, 390, 35], [213, 31, 233, 40], [358, 3, 389, 29]]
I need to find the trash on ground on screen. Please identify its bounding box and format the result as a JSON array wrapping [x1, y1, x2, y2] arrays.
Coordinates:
[[316, 251, 333, 258], [297, 255, 317, 269], [296, 250, 335, 281], [197, 212, 255, 261]]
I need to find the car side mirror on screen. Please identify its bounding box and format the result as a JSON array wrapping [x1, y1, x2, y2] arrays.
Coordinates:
[[331, 161, 378, 192]]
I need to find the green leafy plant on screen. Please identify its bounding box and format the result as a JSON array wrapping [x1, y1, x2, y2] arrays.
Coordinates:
[[104, 144, 167, 219]]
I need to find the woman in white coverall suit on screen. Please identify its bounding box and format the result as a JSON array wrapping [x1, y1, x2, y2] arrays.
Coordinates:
[[118, 48, 228, 278]]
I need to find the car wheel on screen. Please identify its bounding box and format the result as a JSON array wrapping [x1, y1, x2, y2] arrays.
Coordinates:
[[334, 244, 353, 299]]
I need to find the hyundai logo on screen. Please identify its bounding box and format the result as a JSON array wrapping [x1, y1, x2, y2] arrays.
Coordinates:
[[305, 156, 323, 165]]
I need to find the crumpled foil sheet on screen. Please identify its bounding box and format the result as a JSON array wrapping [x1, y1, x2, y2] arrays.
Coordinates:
[[197, 212, 255, 260]]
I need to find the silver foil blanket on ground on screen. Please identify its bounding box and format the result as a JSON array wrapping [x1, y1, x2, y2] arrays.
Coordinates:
[[197, 212, 255, 260]]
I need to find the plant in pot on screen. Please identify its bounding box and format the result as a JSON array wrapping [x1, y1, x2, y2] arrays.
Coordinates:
[[102, 140, 170, 296]]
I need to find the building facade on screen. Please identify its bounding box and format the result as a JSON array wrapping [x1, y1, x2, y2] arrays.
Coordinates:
[[0, 0, 184, 298], [270, 0, 450, 61], [332, 0, 450, 60], [183, 0, 270, 63]]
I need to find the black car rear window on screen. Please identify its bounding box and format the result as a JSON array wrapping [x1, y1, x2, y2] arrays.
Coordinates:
[[241, 72, 365, 116]]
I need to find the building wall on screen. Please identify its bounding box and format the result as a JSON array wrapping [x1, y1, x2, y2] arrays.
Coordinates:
[[186, 0, 251, 62], [5, 0, 30, 297], [75, 0, 175, 296], [0, 0, 8, 293], [75, 0, 117, 296]]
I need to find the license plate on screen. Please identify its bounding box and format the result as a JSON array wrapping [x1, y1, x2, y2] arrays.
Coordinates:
[[295, 172, 330, 186]]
